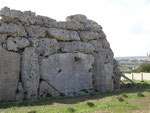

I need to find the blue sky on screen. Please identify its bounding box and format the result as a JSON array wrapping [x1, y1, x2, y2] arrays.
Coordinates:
[[0, 0, 150, 57]]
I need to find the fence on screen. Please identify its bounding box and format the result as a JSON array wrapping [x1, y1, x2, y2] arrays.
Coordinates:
[[123, 73, 150, 81]]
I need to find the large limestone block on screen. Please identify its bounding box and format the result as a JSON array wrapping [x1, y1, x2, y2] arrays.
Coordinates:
[[90, 40, 103, 52], [0, 24, 27, 36], [36, 15, 58, 27], [39, 81, 60, 97], [6, 37, 30, 51], [101, 49, 114, 64], [22, 47, 40, 100], [60, 41, 95, 54], [38, 38, 60, 56], [0, 45, 20, 102], [0, 7, 58, 27], [47, 28, 80, 41], [29, 38, 60, 56], [41, 53, 94, 94], [84, 20, 102, 32], [0, 7, 36, 24], [66, 14, 88, 24], [58, 21, 84, 30], [92, 53, 114, 92], [25, 25, 47, 37], [113, 59, 121, 89], [79, 31, 105, 41]]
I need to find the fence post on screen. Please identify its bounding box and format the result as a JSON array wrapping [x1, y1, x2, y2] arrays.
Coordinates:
[[131, 73, 133, 80], [141, 72, 144, 82]]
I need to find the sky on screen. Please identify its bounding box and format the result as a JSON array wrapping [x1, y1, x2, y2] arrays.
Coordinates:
[[0, 0, 150, 57]]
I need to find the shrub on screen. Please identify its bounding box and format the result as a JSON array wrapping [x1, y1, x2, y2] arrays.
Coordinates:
[[117, 96, 124, 102], [138, 93, 145, 97], [122, 93, 128, 98], [87, 102, 95, 107], [135, 63, 150, 73], [67, 108, 76, 112]]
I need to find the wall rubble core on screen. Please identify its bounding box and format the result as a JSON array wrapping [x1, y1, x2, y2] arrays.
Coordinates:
[[0, 7, 121, 102]]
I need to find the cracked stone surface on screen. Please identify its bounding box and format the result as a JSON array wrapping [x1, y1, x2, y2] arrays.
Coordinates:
[[0, 45, 20, 102], [41, 53, 94, 94], [21, 47, 40, 100]]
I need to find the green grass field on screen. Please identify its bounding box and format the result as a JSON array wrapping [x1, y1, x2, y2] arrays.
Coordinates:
[[0, 80, 150, 113]]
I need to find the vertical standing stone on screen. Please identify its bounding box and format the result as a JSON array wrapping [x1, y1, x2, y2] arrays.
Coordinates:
[[0, 45, 20, 102], [92, 53, 114, 92], [21, 47, 40, 100]]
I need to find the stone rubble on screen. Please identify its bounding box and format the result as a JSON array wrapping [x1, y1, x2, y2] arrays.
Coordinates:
[[0, 7, 121, 102]]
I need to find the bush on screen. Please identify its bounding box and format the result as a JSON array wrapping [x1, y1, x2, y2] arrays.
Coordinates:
[[87, 102, 95, 107], [138, 93, 145, 97], [67, 108, 76, 112], [117, 97, 124, 102], [135, 63, 150, 73]]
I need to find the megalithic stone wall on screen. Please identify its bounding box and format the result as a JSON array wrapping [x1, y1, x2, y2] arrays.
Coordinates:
[[0, 7, 121, 102]]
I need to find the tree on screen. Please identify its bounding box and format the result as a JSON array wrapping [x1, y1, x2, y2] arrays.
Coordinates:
[[136, 63, 150, 73]]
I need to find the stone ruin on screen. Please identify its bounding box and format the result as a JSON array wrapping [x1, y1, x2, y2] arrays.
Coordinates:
[[0, 7, 121, 102]]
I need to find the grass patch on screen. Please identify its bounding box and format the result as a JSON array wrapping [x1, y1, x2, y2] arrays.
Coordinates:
[[0, 80, 150, 113]]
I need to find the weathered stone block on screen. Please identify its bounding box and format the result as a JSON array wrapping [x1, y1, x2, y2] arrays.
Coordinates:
[[41, 53, 94, 94], [25, 25, 47, 37], [0, 45, 20, 102], [66, 14, 88, 24], [92, 53, 114, 92], [36, 15, 58, 27], [47, 28, 80, 41], [90, 40, 103, 52], [21, 47, 40, 100], [58, 21, 84, 30], [0, 7, 36, 24], [6, 37, 30, 51], [0, 24, 27, 36], [29, 38, 60, 56], [60, 41, 94, 54], [80, 31, 104, 41]]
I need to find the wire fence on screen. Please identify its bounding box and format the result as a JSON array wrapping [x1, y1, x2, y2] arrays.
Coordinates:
[[123, 73, 150, 81]]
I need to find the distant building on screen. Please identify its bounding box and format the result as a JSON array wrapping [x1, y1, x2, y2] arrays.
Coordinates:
[[147, 53, 150, 61]]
